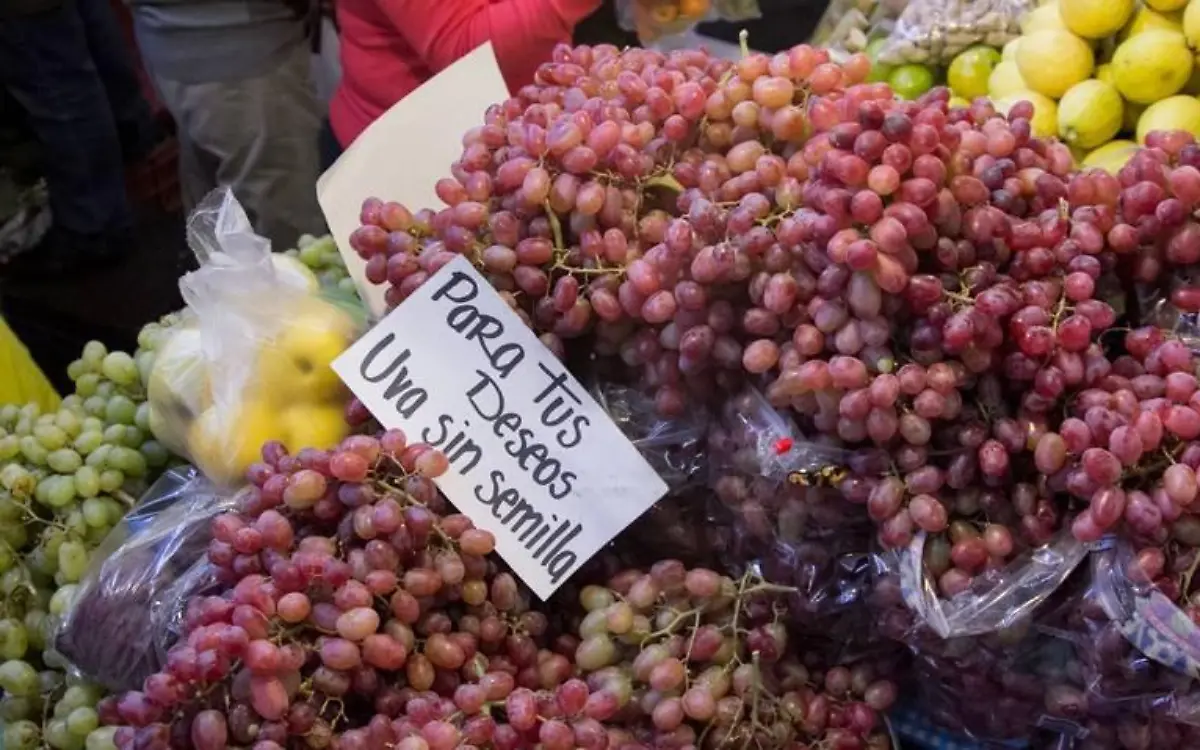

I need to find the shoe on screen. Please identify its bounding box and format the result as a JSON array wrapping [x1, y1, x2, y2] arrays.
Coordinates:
[[0, 227, 130, 280]]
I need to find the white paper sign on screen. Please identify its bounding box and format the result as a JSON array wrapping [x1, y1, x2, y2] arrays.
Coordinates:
[[316, 43, 509, 318], [333, 256, 669, 599]]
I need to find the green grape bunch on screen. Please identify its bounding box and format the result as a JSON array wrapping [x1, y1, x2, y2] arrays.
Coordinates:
[[288, 233, 359, 297]]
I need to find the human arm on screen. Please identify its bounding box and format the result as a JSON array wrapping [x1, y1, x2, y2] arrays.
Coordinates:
[[371, 0, 601, 91]]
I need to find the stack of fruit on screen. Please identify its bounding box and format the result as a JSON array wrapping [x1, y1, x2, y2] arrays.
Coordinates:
[[970, 0, 1200, 172]]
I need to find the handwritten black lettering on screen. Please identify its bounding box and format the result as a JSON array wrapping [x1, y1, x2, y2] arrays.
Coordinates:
[[357, 335, 428, 418], [533, 362, 591, 449], [420, 414, 482, 475], [432, 270, 524, 378], [465, 371, 569, 492], [473, 471, 583, 582]]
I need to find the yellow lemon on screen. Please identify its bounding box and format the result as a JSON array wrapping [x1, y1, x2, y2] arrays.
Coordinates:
[[188, 401, 280, 484], [1118, 4, 1182, 42], [1186, 0, 1200, 49], [1002, 38, 1021, 62], [1021, 2, 1066, 34], [1137, 94, 1200, 142], [948, 96, 971, 109], [1095, 64, 1115, 85], [279, 403, 350, 452], [1057, 79, 1124, 149], [989, 60, 1029, 98], [1060, 0, 1135, 38], [253, 298, 358, 406], [1017, 29, 1095, 98], [1082, 140, 1140, 173], [1147, 0, 1187, 11], [995, 91, 1060, 138], [1112, 30, 1194, 104]]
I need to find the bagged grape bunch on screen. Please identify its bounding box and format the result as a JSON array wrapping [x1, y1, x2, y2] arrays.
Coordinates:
[[615, 0, 760, 45], [592, 380, 709, 492], [55, 466, 238, 692], [877, 0, 1032, 66], [707, 385, 886, 650], [145, 189, 366, 485], [1036, 539, 1200, 749]]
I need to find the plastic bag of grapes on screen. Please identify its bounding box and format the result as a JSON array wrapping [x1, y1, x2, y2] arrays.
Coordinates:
[[615, 0, 759, 44], [592, 380, 709, 492], [1136, 273, 1200, 354], [706, 386, 888, 653], [148, 188, 366, 487], [54, 466, 237, 692]]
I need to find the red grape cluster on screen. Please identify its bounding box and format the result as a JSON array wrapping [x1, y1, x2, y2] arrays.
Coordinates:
[[94, 429, 898, 750]]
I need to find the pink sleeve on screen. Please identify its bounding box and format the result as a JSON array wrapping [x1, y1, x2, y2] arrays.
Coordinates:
[[374, 0, 600, 91]]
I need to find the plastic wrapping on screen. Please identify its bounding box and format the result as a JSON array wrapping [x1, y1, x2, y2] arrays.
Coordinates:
[[705, 386, 890, 657], [876, 0, 1031, 66], [147, 189, 364, 485], [593, 381, 709, 492], [55, 466, 236, 692], [810, 0, 906, 56], [616, 0, 760, 45]]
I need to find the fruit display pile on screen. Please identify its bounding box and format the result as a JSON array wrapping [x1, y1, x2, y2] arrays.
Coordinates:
[[0, 236, 348, 750]]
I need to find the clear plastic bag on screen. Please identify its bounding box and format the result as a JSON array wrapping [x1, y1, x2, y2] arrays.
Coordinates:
[[810, 0, 906, 55], [148, 189, 364, 485], [54, 466, 237, 692], [592, 381, 709, 492], [616, 0, 760, 45], [877, 0, 1032, 66]]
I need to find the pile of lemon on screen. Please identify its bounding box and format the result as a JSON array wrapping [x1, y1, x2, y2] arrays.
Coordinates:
[[944, 0, 1200, 173]]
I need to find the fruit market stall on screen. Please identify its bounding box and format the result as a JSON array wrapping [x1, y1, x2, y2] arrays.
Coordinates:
[[11, 3, 1200, 749]]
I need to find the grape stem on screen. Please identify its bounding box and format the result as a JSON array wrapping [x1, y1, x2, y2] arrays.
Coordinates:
[[738, 29, 750, 59]]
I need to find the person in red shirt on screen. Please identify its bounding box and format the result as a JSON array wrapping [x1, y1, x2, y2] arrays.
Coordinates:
[[320, 0, 601, 168]]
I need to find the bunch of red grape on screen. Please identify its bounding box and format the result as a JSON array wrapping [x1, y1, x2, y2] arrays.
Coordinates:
[[93, 432, 898, 750]]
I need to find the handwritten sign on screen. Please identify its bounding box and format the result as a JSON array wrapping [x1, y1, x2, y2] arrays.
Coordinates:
[[333, 256, 669, 599]]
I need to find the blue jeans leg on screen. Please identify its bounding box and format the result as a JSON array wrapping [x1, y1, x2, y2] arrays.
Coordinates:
[[0, 0, 135, 238]]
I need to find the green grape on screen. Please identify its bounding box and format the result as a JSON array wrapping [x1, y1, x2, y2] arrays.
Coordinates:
[[137, 324, 160, 350], [80, 497, 108, 527], [84, 444, 111, 469], [19, 403, 39, 420], [109, 447, 146, 477], [94, 382, 114, 399], [54, 409, 82, 437], [19, 436, 48, 465], [134, 402, 151, 432], [101, 425, 124, 444], [35, 476, 75, 508], [57, 539, 86, 578], [0, 694, 37, 721], [100, 497, 124, 525], [49, 584, 79, 615], [121, 426, 144, 448], [23, 610, 46, 651], [73, 431, 104, 457], [0, 493, 21, 521], [100, 352, 138, 387], [27, 547, 55, 577], [47, 449, 83, 474], [0, 544, 13, 575], [34, 424, 68, 450], [80, 417, 103, 433], [0, 618, 28, 660], [74, 466, 100, 498], [135, 351, 155, 387], [0, 434, 19, 460], [85, 726, 118, 750], [81, 397, 106, 418], [39, 669, 64, 695], [74, 374, 100, 398], [97, 470, 123, 492], [103, 395, 136, 426], [0, 404, 19, 426], [0, 464, 34, 496], [80, 341, 107, 368], [66, 360, 87, 381], [64, 510, 88, 537], [61, 396, 84, 414], [66, 706, 99, 736], [13, 415, 32, 436], [0, 524, 27, 552], [0, 568, 27, 596], [0, 659, 40, 696], [140, 440, 169, 468], [338, 277, 359, 295], [45, 717, 82, 750], [84, 525, 109, 546], [59, 684, 101, 713], [4, 719, 41, 750]]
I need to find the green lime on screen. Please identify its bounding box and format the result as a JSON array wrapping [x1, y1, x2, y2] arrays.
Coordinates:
[[865, 38, 894, 83], [889, 64, 936, 100], [948, 45, 1002, 100]]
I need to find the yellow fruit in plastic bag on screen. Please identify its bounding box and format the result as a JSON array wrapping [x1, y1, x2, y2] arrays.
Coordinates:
[[188, 400, 280, 484], [1017, 29, 1094, 98], [147, 326, 210, 429], [279, 403, 349, 452], [271, 254, 320, 294], [147, 403, 189, 458], [254, 299, 357, 406]]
